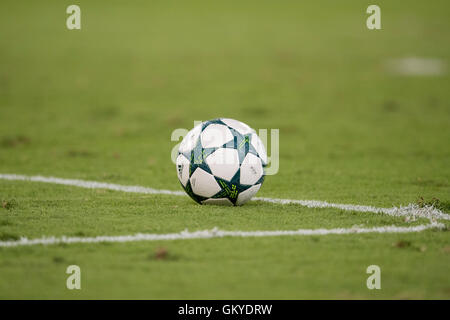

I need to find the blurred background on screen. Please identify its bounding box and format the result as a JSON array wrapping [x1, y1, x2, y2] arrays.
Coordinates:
[[1, 0, 450, 300]]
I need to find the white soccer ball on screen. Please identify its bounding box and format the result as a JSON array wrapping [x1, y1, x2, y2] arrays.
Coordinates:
[[176, 118, 267, 206]]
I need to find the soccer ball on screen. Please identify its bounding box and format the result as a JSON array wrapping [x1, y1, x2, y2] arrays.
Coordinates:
[[176, 118, 267, 206]]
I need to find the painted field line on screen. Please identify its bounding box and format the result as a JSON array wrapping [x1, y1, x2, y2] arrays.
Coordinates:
[[253, 197, 450, 221], [1, 173, 449, 222], [0, 173, 448, 247], [0, 173, 185, 196], [0, 224, 445, 248]]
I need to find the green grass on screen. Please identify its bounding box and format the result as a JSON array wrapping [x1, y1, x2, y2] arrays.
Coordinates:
[[0, 0, 449, 299]]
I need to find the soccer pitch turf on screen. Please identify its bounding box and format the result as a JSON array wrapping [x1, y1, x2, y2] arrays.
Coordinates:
[[0, 0, 449, 299]]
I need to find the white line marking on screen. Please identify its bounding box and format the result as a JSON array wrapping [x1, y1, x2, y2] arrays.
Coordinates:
[[254, 197, 450, 221], [0, 173, 185, 196], [1, 173, 448, 221], [0, 224, 444, 248], [0, 173, 448, 247]]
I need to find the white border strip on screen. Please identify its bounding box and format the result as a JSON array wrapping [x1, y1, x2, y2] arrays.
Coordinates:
[[0, 224, 444, 248]]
